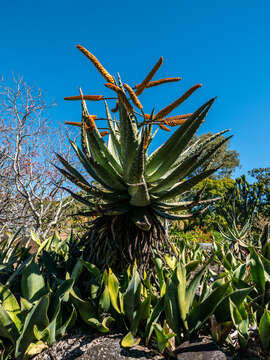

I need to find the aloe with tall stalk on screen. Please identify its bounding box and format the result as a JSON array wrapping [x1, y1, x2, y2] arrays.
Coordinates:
[[56, 45, 232, 271]]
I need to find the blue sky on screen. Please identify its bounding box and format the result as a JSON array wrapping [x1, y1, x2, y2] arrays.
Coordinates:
[[0, 0, 269, 179]]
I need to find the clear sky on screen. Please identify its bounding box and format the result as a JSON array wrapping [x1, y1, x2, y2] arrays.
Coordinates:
[[0, 0, 269, 179]]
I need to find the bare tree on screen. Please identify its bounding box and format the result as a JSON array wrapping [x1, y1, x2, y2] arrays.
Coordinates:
[[0, 76, 74, 240]]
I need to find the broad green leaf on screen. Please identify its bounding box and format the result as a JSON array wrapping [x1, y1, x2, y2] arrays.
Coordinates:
[[99, 286, 110, 312], [154, 257, 166, 296], [56, 305, 77, 338], [249, 247, 265, 293], [153, 323, 176, 353], [176, 263, 188, 329], [164, 271, 181, 335], [121, 331, 141, 348], [259, 309, 270, 350], [25, 341, 48, 357], [188, 283, 229, 333], [145, 297, 165, 345], [0, 305, 19, 345], [123, 266, 141, 324], [30, 231, 41, 246], [0, 283, 22, 331], [21, 259, 47, 303], [15, 294, 50, 359], [108, 268, 120, 313]]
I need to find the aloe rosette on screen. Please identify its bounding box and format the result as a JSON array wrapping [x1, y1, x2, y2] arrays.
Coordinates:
[[56, 45, 232, 270]]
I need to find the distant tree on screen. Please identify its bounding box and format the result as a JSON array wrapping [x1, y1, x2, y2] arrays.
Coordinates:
[[0, 76, 75, 239], [248, 167, 270, 219], [191, 132, 240, 178], [188, 177, 236, 230], [248, 167, 270, 187]]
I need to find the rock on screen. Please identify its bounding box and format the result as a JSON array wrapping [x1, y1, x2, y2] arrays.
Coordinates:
[[175, 339, 227, 360], [77, 335, 154, 360], [32, 332, 157, 360]]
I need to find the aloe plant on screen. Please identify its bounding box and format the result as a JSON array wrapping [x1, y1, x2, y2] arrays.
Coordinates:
[[57, 45, 232, 270]]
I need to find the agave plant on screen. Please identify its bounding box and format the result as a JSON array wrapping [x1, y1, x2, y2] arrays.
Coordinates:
[[56, 45, 232, 271]]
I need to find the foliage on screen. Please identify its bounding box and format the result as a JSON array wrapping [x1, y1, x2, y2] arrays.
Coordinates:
[[249, 167, 270, 187], [170, 226, 214, 244], [2, 226, 270, 358]]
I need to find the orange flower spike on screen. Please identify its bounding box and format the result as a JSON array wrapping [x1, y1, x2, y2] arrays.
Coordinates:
[[111, 100, 119, 113], [76, 45, 115, 84], [65, 121, 82, 127], [164, 119, 187, 127], [154, 84, 202, 121], [135, 77, 182, 89], [124, 83, 143, 110], [85, 114, 96, 131], [144, 114, 151, 120], [64, 95, 104, 101], [135, 56, 163, 96], [159, 124, 171, 132], [100, 131, 109, 137], [164, 113, 193, 121], [105, 83, 133, 114], [163, 113, 192, 126]]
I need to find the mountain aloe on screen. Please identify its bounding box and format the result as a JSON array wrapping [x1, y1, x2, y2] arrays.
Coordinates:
[[57, 45, 232, 270]]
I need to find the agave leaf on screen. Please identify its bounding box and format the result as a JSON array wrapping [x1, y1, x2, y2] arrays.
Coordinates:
[[56, 153, 93, 188], [164, 270, 181, 335], [214, 287, 252, 323], [121, 331, 141, 347], [145, 297, 165, 345], [152, 208, 199, 220], [123, 266, 142, 325], [54, 165, 98, 195], [87, 156, 126, 191], [188, 283, 229, 333], [168, 129, 230, 175], [153, 134, 231, 194], [56, 304, 77, 338], [185, 135, 233, 178], [99, 286, 111, 312], [185, 260, 210, 314], [259, 309, 270, 350], [176, 263, 188, 329], [80, 91, 123, 175], [15, 294, 50, 359], [153, 323, 176, 353], [5, 255, 34, 289], [0, 283, 22, 331], [60, 186, 95, 208], [126, 128, 145, 185], [159, 167, 219, 201], [249, 247, 265, 293], [105, 101, 122, 159], [151, 153, 200, 193], [0, 305, 19, 345], [153, 197, 220, 212], [146, 98, 215, 181], [107, 268, 120, 313], [122, 108, 139, 182], [21, 258, 47, 303], [69, 139, 112, 190]]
